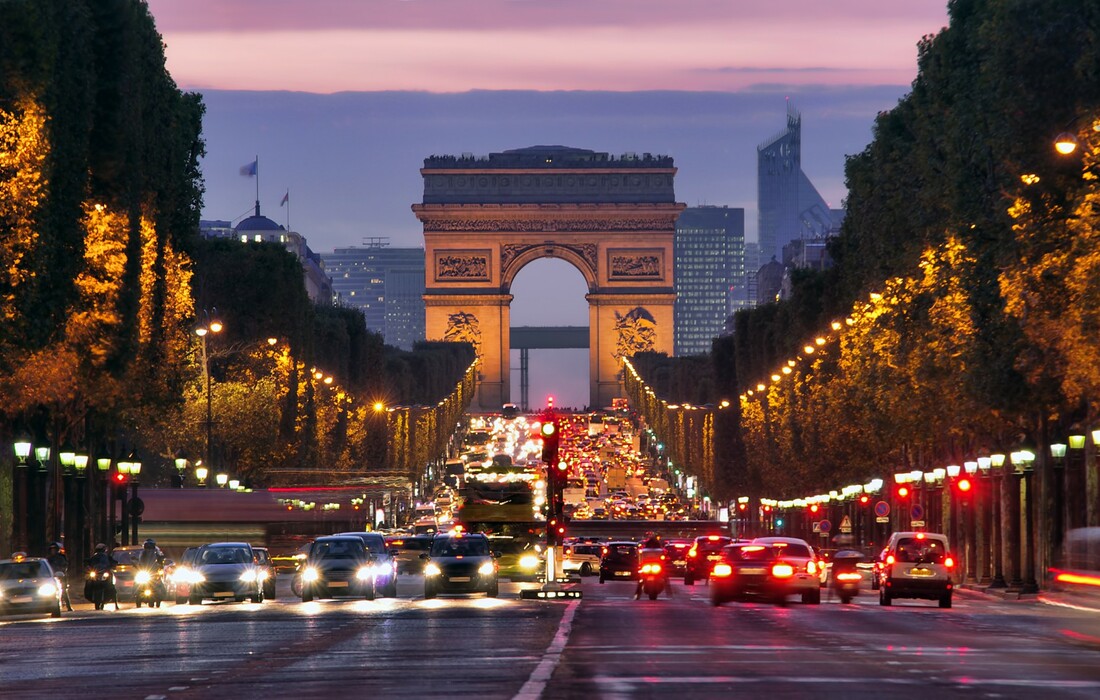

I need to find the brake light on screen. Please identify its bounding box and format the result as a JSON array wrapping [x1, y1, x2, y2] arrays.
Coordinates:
[[707, 536, 720, 541], [836, 572, 862, 582], [640, 563, 662, 575], [886, 554, 896, 565], [688, 547, 698, 558], [944, 556, 955, 569], [807, 561, 818, 575], [916, 532, 925, 539], [772, 563, 795, 578], [712, 563, 733, 577], [742, 545, 765, 553]]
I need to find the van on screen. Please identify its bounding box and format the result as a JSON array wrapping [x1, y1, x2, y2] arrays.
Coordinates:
[[877, 531, 954, 608]]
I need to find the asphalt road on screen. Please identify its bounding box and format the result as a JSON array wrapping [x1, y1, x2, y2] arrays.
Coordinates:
[[3, 575, 1100, 699]]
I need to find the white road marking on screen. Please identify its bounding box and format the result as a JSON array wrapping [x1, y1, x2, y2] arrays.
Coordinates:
[[591, 675, 1100, 689], [512, 599, 580, 700]]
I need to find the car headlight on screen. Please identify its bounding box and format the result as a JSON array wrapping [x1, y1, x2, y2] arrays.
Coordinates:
[[478, 561, 495, 576], [239, 569, 258, 583], [189, 571, 205, 584], [356, 567, 373, 581], [302, 567, 320, 582], [135, 571, 152, 585], [423, 563, 441, 577], [258, 570, 269, 581], [38, 583, 57, 597], [519, 555, 539, 570], [372, 563, 392, 578]]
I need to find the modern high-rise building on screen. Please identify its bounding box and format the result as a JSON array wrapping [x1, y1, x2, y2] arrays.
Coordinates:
[[321, 239, 426, 350], [674, 206, 745, 356], [757, 105, 845, 266]]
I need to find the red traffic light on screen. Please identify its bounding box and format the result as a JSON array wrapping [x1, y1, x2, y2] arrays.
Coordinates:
[[859, 495, 870, 505], [808, 504, 819, 514], [957, 478, 972, 493], [555, 460, 568, 473], [114, 472, 128, 484], [897, 486, 910, 499]]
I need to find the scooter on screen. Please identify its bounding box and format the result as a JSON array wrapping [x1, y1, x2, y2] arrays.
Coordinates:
[[830, 551, 865, 605], [638, 562, 668, 600], [134, 567, 166, 608]]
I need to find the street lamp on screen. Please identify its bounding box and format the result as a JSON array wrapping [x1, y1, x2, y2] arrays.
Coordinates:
[[216, 472, 228, 488], [129, 455, 142, 546], [12, 437, 32, 551], [196, 309, 223, 485], [1010, 449, 1037, 593], [195, 464, 209, 487]]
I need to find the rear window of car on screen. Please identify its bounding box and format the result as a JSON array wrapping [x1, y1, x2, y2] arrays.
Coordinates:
[[604, 545, 638, 561], [738, 546, 779, 562], [895, 537, 948, 563], [695, 538, 731, 552], [573, 545, 601, 556], [774, 543, 812, 559]]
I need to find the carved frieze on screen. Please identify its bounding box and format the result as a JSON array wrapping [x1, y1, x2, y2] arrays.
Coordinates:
[[608, 249, 664, 280], [422, 218, 672, 233], [435, 250, 490, 282], [613, 307, 657, 363], [444, 311, 482, 355]]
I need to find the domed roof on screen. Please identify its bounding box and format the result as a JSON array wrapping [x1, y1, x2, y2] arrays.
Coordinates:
[[235, 214, 284, 232]]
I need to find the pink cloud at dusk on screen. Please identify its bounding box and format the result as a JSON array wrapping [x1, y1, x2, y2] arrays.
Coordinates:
[[146, 0, 949, 93]]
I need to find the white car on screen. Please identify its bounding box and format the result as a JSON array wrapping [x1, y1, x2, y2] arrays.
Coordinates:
[[563, 543, 602, 576], [878, 531, 954, 608]]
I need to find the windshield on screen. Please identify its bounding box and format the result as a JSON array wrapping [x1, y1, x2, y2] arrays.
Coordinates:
[[0, 561, 50, 579], [311, 540, 366, 560], [200, 547, 250, 565], [431, 537, 490, 557], [112, 550, 141, 565]]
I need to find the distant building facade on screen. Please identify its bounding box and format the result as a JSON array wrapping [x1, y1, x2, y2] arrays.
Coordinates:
[[200, 206, 334, 305], [757, 105, 844, 266], [321, 239, 426, 350], [674, 206, 744, 356]]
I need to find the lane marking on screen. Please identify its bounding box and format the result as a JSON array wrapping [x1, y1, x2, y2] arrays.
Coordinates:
[[512, 599, 580, 700], [591, 675, 1100, 689]]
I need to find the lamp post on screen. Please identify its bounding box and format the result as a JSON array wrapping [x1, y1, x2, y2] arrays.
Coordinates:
[[1013, 449, 1038, 593], [129, 455, 142, 545], [95, 453, 110, 550], [195, 464, 209, 487], [195, 309, 223, 484], [216, 472, 228, 488], [990, 452, 1008, 588], [12, 437, 32, 552], [72, 452, 88, 569], [1068, 433, 1086, 532], [58, 444, 75, 560], [976, 456, 992, 583], [116, 458, 131, 546], [1051, 442, 1068, 562], [33, 443, 50, 554]]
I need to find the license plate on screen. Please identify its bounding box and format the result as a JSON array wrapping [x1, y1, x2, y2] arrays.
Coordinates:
[[740, 567, 765, 575], [11, 596, 33, 604], [448, 576, 471, 583], [214, 591, 235, 597], [707, 555, 721, 560], [908, 567, 934, 577], [616, 571, 632, 577], [329, 581, 348, 588], [673, 560, 686, 566]]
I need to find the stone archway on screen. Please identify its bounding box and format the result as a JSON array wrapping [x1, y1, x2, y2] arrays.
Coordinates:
[[413, 146, 685, 411]]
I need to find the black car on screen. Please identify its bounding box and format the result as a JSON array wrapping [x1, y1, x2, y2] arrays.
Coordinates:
[[189, 543, 264, 604], [386, 534, 435, 574], [301, 536, 375, 602], [684, 535, 733, 585], [599, 541, 640, 583], [422, 532, 499, 598], [334, 531, 399, 597]]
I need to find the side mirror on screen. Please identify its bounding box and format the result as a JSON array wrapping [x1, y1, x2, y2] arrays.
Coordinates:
[[492, 551, 502, 559]]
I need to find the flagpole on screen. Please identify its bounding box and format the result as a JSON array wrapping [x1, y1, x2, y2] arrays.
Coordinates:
[[286, 190, 291, 232], [254, 154, 260, 214]]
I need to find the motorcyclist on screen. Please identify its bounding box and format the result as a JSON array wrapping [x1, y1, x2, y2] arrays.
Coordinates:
[[137, 538, 164, 570], [85, 543, 119, 610], [46, 542, 73, 611], [634, 535, 673, 599]]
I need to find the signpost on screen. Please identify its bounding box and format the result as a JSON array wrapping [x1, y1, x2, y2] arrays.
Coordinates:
[[875, 500, 890, 524]]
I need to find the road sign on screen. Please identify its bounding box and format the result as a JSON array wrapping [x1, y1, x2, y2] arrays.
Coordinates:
[[839, 515, 852, 533], [818, 519, 832, 533], [875, 516, 890, 523], [910, 504, 925, 521], [874, 500, 890, 518], [812, 521, 820, 533], [911, 520, 926, 528]]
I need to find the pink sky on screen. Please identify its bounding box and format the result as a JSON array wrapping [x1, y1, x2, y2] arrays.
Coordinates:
[[146, 0, 949, 93]]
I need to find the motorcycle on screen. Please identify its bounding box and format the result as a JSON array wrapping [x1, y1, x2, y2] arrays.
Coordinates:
[[85, 567, 117, 611], [638, 562, 668, 600], [830, 550, 866, 605], [134, 567, 166, 608]]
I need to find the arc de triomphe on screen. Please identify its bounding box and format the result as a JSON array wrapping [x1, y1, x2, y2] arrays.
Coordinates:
[[413, 146, 685, 411]]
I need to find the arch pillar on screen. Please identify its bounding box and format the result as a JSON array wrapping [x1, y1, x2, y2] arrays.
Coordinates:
[[588, 292, 675, 410], [425, 293, 512, 410]]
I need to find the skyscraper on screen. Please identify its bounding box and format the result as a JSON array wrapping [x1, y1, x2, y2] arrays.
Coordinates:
[[321, 239, 426, 350], [757, 105, 844, 265], [674, 206, 745, 356]]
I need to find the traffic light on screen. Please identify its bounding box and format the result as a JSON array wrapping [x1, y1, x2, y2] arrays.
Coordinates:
[[808, 503, 820, 515], [547, 516, 565, 546], [896, 485, 910, 500], [112, 471, 129, 499], [956, 477, 973, 505], [541, 417, 559, 468], [859, 494, 871, 506]]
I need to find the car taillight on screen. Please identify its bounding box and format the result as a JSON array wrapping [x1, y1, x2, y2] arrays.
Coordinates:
[[807, 561, 817, 575], [886, 554, 896, 565], [688, 547, 698, 558], [641, 563, 662, 575], [771, 563, 795, 578], [944, 556, 955, 569], [836, 572, 862, 582], [712, 563, 733, 578]]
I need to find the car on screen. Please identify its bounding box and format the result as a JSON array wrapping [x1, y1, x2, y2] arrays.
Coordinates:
[[0, 555, 62, 618], [188, 542, 264, 604], [877, 531, 954, 608], [252, 546, 277, 599], [489, 536, 543, 581], [300, 536, 376, 602], [271, 542, 311, 574], [662, 539, 693, 576], [711, 542, 818, 605], [599, 541, 640, 583], [333, 531, 399, 597], [171, 547, 200, 604], [386, 534, 435, 574], [563, 542, 602, 577], [422, 532, 499, 598], [738, 537, 822, 604], [683, 535, 734, 585]]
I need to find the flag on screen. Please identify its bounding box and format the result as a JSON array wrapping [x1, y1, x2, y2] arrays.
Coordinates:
[[280, 190, 289, 207], [239, 159, 257, 177]]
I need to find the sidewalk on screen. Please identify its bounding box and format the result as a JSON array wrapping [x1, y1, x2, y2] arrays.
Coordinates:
[[960, 581, 1100, 613], [957, 582, 1039, 602]]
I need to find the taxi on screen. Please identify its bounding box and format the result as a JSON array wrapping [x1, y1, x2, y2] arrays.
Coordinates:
[[0, 554, 62, 618]]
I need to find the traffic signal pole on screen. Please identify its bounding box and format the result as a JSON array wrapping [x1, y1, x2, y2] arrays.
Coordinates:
[[522, 410, 580, 600]]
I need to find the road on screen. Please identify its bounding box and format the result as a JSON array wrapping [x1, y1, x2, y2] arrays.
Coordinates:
[[3, 576, 1100, 699]]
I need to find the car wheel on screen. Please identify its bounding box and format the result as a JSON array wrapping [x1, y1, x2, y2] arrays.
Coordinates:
[[302, 591, 313, 603], [135, 600, 142, 608], [939, 593, 952, 609], [803, 588, 821, 605], [384, 580, 398, 598], [189, 594, 201, 605], [175, 595, 187, 605], [364, 583, 375, 601], [251, 589, 263, 604], [599, 574, 606, 584], [879, 587, 891, 606], [51, 602, 61, 618], [291, 575, 303, 598], [840, 595, 852, 605], [580, 563, 592, 576], [424, 584, 436, 600], [711, 592, 724, 607], [684, 573, 694, 586], [264, 582, 276, 599], [487, 582, 499, 598]]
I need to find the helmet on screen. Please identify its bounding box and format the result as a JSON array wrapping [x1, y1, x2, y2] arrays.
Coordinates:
[[94, 543, 107, 552], [48, 541, 61, 551], [143, 538, 156, 549]]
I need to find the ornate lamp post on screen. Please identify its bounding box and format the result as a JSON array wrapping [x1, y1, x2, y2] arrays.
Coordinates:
[[1068, 433, 1086, 532], [216, 472, 228, 488], [129, 455, 142, 545], [72, 452, 88, 568], [12, 437, 31, 552], [33, 443, 50, 554], [976, 456, 992, 583], [1012, 449, 1038, 593], [96, 453, 111, 548], [195, 464, 209, 487], [195, 309, 223, 482], [990, 452, 1007, 588], [1051, 442, 1068, 559]]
